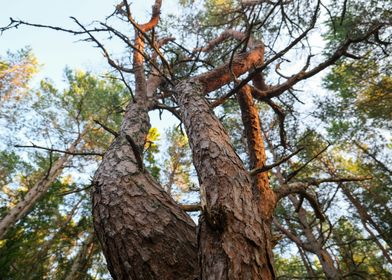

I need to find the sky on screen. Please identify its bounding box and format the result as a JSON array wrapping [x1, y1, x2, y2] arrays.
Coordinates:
[[0, 0, 181, 130], [0, 0, 178, 85]]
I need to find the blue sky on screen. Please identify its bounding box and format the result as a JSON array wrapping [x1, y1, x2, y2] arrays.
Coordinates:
[[1, 0, 180, 129], [0, 0, 179, 86]]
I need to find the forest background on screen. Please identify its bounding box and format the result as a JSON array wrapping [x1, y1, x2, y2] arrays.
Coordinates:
[[0, 0, 391, 279]]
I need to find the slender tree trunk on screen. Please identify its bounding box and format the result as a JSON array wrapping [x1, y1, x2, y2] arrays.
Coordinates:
[[342, 187, 392, 264], [297, 245, 317, 278], [0, 130, 85, 239], [176, 81, 275, 279], [92, 100, 198, 280], [237, 85, 276, 216], [64, 232, 95, 280], [288, 195, 341, 280], [26, 199, 82, 279]]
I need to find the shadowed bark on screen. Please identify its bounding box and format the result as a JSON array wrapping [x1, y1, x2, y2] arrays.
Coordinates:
[[92, 100, 198, 280], [175, 81, 275, 280]]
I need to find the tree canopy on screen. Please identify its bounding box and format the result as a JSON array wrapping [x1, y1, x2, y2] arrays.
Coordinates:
[[0, 0, 391, 279]]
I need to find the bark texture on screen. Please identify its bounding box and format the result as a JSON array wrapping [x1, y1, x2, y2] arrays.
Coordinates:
[[175, 81, 275, 280], [92, 100, 198, 280], [237, 85, 276, 217]]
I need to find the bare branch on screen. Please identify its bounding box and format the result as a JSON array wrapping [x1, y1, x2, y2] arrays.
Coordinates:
[[15, 144, 104, 157], [94, 120, 119, 137], [275, 176, 372, 201], [273, 218, 313, 251], [58, 185, 93, 196], [125, 135, 144, 171], [0, 17, 107, 35], [251, 23, 386, 100], [180, 204, 201, 212], [249, 147, 303, 176], [285, 143, 330, 182]]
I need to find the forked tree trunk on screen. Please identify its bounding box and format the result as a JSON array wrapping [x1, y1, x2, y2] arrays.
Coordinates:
[[0, 130, 85, 239], [92, 100, 198, 280], [175, 81, 275, 279]]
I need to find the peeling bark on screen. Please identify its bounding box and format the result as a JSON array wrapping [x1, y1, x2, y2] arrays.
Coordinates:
[[237, 85, 276, 217], [175, 81, 275, 280], [92, 100, 198, 280]]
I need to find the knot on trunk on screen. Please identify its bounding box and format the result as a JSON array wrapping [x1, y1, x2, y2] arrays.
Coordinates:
[[203, 205, 227, 232]]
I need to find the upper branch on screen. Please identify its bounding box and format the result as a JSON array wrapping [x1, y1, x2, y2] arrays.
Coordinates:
[[191, 44, 265, 94], [250, 23, 387, 101]]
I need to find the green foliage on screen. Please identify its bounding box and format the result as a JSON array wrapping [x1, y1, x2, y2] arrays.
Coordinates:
[[144, 127, 161, 180], [0, 151, 21, 187], [0, 47, 38, 104], [332, 217, 392, 279], [162, 126, 193, 198], [323, 57, 392, 130], [274, 254, 313, 279]]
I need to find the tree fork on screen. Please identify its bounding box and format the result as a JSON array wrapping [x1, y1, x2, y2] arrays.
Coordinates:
[[92, 101, 198, 280]]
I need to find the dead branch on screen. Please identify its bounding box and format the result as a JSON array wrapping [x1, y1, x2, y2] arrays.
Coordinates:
[[93, 120, 119, 137], [275, 176, 372, 201], [15, 144, 104, 157], [249, 146, 303, 176], [0, 17, 107, 35], [180, 204, 201, 212], [285, 143, 330, 182], [125, 135, 144, 171]]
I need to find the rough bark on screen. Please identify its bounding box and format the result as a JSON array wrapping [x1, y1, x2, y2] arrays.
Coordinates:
[[0, 130, 85, 239], [92, 100, 198, 280], [237, 85, 276, 217], [175, 81, 275, 280], [196, 45, 264, 93]]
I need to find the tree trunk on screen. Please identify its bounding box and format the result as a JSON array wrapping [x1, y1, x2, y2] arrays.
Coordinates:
[[26, 198, 82, 279], [0, 130, 85, 239], [64, 232, 95, 280], [92, 100, 198, 280], [289, 195, 341, 280], [175, 81, 275, 279], [342, 186, 392, 264]]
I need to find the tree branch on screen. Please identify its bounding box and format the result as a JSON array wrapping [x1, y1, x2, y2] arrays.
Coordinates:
[[180, 204, 201, 212], [249, 146, 303, 176], [15, 144, 104, 157], [125, 135, 144, 171], [94, 120, 119, 137]]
